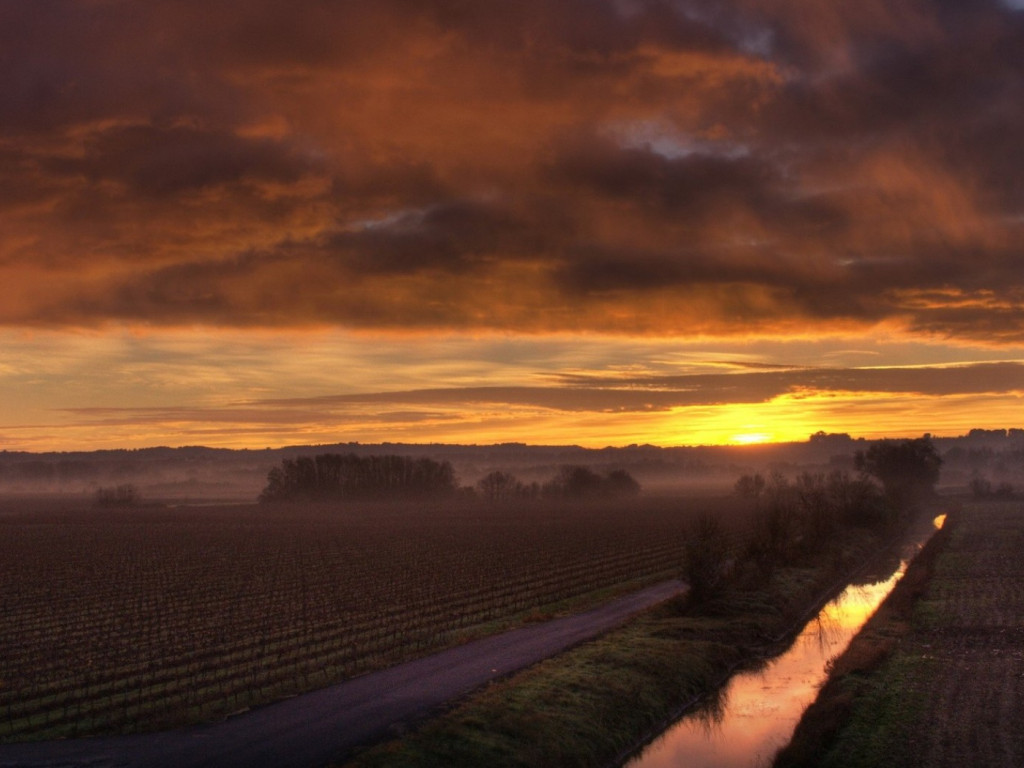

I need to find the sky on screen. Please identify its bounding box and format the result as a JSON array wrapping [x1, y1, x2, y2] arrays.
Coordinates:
[[1, 0, 1023, 451]]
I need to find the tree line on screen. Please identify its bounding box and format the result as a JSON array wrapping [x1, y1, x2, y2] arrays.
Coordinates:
[[686, 437, 944, 601], [475, 465, 641, 502], [258, 453, 642, 504], [259, 453, 458, 502]]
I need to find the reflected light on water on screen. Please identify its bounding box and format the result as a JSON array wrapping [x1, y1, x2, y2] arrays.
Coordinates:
[[625, 579, 900, 767], [625, 522, 942, 768]]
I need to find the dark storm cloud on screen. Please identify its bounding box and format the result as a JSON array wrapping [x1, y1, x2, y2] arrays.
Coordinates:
[[329, 160, 449, 210], [2, 0, 1023, 341], [42, 198, 551, 325], [52, 124, 320, 197], [549, 135, 767, 209], [545, 133, 851, 296], [763, 4, 1024, 193], [324, 200, 542, 275], [0, 1, 243, 133]]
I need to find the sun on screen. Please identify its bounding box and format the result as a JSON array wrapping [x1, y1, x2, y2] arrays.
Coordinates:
[[731, 432, 772, 445]]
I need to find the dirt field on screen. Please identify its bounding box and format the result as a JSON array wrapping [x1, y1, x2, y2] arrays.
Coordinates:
[[786, 499, 1024, 767]]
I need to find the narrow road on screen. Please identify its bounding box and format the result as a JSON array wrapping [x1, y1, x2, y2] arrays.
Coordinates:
[[0, 580, 686, 768]]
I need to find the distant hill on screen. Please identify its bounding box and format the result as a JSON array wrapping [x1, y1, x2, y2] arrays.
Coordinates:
[[0, 430, 1020, 502]]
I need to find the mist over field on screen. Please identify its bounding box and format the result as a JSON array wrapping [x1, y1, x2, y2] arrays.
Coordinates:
[[0, 429, 1021, 506]]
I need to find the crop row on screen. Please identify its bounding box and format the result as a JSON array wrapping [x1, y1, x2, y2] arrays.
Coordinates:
[[0, 496, 754, 741], [4, 541, 679, 717]]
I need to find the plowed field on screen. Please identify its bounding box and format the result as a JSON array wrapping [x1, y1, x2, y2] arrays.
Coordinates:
[[0, 495, 751, 742]]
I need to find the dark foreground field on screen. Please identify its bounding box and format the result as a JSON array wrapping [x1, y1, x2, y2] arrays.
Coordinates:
[[0, 494, 751, 742], [776, 499, 1024, 767], [0, 581, 684, 768]]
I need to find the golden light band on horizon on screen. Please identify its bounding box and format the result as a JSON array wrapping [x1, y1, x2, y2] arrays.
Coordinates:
[[1, 326, 1021, 451]]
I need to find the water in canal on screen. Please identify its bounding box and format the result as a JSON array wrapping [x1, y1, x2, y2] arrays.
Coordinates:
[[625, 516, 945, 768]]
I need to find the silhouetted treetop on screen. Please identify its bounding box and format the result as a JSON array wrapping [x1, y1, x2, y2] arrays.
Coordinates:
[[94, 484, 141, 507], [543, 465, 641, 499], [855, 436, 942, 506], [475, 470, 538, 502], [604, 468, 641, 497]]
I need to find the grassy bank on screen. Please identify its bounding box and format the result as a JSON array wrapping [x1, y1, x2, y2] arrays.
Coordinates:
[[774, 499, 1024, 768], [342, 526, 902, 768]]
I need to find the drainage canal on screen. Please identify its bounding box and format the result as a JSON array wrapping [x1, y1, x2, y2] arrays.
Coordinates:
[[623, 515, 945, 768]]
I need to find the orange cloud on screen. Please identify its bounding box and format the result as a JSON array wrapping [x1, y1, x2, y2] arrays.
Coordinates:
[[0, 0, 1022, 347]]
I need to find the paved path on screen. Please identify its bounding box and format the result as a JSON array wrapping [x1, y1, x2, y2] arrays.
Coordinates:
[[0, 580, 686, 768]]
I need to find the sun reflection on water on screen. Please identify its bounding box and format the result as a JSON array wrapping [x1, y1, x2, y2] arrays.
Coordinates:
[[626, 523, 940, 768]]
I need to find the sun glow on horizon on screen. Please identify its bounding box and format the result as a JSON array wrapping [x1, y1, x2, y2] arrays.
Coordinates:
[[0, 329, 1022, 452]]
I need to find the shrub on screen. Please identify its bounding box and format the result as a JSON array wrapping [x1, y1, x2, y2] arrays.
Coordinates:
[[746, 472, 799, 573], [855, 437, 942, 511], [682, 513, 733, 602], [476, 471, 539, 502], [734, 473, 766, 499], [604, 469, 641, 497], [543, 465, 641, 499], [94, 484, 141, 507]]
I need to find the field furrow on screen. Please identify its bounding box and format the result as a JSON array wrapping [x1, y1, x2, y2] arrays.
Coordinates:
[[0, 495, 751, 741]]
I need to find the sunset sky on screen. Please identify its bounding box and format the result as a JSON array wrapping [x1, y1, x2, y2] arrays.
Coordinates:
[[2, 0, 1023, 451]]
